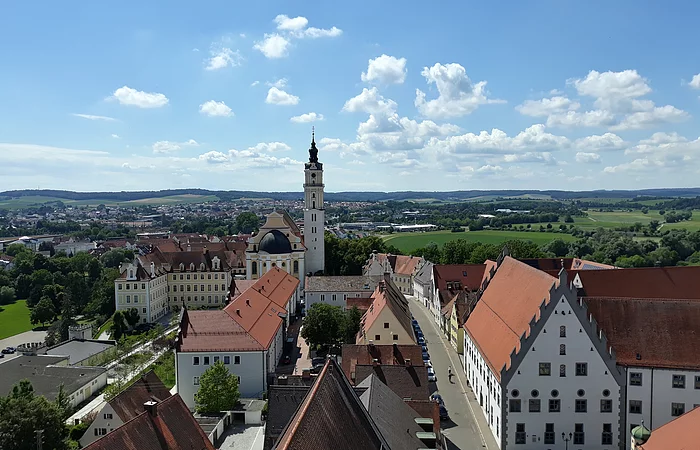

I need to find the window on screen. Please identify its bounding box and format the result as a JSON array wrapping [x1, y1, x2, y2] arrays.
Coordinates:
[[384, 322, 389, 329], [104, 413, 113, 419], [559, 325, 566, 337], [393, 334, 399, 341], [224, 356, 230, 364], [695, 376, 700, 389], [673, 374, 686, 389], [549, 399, 560, 412], [375, 334, 381, 341], [214, 356, 220, 363], [576, 362, 588, 376], [601, 399, 613, 413], [529, 399, 540, 412], [559, 344, 566, 355], [187, 285, 191, 291], [208, 285, 212, 291], [672, 402, 685, 417], [509, 399, 521, 412], [320, 294, 325, 301], [193, 356, 200, 365], [193, 377, 200, 386], [544, 423, 555, 445], [575, 399, 587, 412], [142, 308, 146, 313], [234, 356, 241, 364], [187, 274, 191, 280], [629, 400, 642, 414], [95, 428, 107, 436], [559, 364, 566, 377], [293, 261, 299, 273], [574, 423, 584, 445], [332, 294, 337, 301], [539, 362, 551, 376], [194, 285, 198, 292], [630, 372, 642, 386], [141, 283, 146, 289], [203, 356, 210, 365], [602, 423, 612, 445], [515, 424, 526, 444], [126, 295, 130, 303], [252, 264, 257, 275]]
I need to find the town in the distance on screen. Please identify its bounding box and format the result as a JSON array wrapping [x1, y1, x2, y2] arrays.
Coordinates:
[[2, 135, 700, 450]]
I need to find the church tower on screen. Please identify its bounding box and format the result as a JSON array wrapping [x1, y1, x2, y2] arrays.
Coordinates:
[[303, 129, 325, 275]]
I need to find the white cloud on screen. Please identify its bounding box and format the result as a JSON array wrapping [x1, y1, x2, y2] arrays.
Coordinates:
[[199, 151, 229, 164], [546, 110, 617, 128], [111, 134, 120, 139], [274, 15, 308, 31], [199, 100, 233, 117], [265, 87, 300, 105], [610, 105, 688, 131], [361, 54, 407, 85], [247, 142, 292, 152], [572, 70, 651, 108], [111, 86, 169, 108], [205, 47, 242, 70], [253, 34, 290, 59], [251, 81, 260, 87], [342, 87, 397, 115], [690, 74, 700, 89], [575, 152, 601, 163], [425, 124, 569, 155], [502, 152, 557, 164], [476, 165, 503, 173], [152, 139, 199, 154], [228, 148, 302, 168], [290, 112, 324, 123], [266, 78, 288, 88], [415, 63, 504, 118], [515, 96, 580, 117], [297, 26, 342, 39], [573, 133, 626, 151], [72, 113, 117, 122]]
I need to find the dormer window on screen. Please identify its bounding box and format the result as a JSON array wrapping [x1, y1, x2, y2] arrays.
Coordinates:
[[200, 263, 206, 271], [179, 263, 185, 271], [190, 263, 195, 271]]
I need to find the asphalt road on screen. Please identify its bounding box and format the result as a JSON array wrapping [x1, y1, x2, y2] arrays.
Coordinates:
[[410, 297, 498, 450]]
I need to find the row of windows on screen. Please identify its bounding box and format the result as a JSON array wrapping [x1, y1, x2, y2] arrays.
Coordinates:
[[510, 398, 613, 413], [251, 260, 299, 275], [170, 296, 221, 303], [171, 273, 223, 281], [172, 284, 225, 292], [539, 362, 588, 377], [629, 399, 698, 416], [118, 283, 146, 290], [193, 355, 240, 366], [373, 334, 399, 341], [630, 372, 700, 389], [515, 423, 610, 446]]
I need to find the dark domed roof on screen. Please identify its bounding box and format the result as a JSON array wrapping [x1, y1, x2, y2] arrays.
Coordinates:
[[258, 230, 292, 254]]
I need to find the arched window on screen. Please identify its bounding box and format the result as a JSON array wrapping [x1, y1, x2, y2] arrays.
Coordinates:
[[560, 325, 566, 338], [312, 201, 315, 209], [200, 263, 206, 271], [312, 193, 315, 198], [190, 263, 195, 271], [179, 263, 185, 271], [252, 263, 258, 275], [560, 364, 566, 377], [560, 344, 566, 355], [293, 260, 299, 273]]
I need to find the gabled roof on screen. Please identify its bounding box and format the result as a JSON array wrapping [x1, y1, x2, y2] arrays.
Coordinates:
[[110, 371, 172, 422], [84, 394, 214, 450], [357, 374, 428, 450], [176, 309, 264, 352], [413, 261, 434, 285], [464, 256, 557, 381], [341, 344, 424, 383], [433, 264, 485, 292], [575, 265, 700, 299], [264, 386, 310, 450], [305, 275, 379, 293], [638, 405, 700, 450], [392, 255, 423, 276], [274, 360, 387, 450], [358, 278, 414, 342], [354, 365, 430, 401]]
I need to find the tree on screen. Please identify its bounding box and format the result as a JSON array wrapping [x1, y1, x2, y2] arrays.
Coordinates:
[[111, 311, 127, 341], [31, 296, 56, 326], [5, 243, 31, 257], [235, 212, 260, 234], [195, 361, 240, 414], [0, 286, 15, 305], [0, 380, 70, 450], [301, 303, 347, 350], [100, 249, 134, 269], [345, 306, 363, 343], [124, 308, 140, 329]]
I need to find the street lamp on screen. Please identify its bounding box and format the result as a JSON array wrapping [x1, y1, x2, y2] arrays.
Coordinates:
[[562, 432, 572, 450]]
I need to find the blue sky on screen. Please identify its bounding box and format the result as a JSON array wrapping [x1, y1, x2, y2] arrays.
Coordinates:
[[2, 1, 700, 192]]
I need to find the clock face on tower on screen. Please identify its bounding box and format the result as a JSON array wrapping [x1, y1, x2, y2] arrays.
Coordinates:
[[311, 173, 316, 178]]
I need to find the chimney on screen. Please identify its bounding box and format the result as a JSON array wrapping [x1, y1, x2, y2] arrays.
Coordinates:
[[372, 358, 380, 367], [277, 375, 288, 385], [187, 244, 191, 252], [405, 358, 412, 366], [368, 340, 374, 347], [144, 400, 158, 417], [236, 309, 241, 316], [150, 262, 155, 277]]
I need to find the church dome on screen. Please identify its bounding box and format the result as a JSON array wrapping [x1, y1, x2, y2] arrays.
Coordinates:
[[258, 230, 292, 254]]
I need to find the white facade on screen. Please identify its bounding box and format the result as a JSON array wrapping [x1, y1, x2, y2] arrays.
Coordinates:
[[54, 240, 96, 256], [305, 290, 369, 309], [624, 366, 700, 448], [463, 277, 625, 449], [115, 263, 169, 324], [80, 403, 122, 447], [303, 135, 325, 276], [67, 372, 108, 408]]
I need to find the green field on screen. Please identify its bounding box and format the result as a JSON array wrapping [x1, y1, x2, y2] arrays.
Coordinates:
[[383, 230, 576, 253], [0, 194, 221, 209], [0, 300, 33, 340]]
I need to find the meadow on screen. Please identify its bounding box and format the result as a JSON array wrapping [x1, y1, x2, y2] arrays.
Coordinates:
[[0, 300, 33, 340], [383, 229, 575, 253]]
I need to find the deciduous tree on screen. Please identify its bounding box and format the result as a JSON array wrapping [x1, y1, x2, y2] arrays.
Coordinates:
[[195, 361, 240, 414]]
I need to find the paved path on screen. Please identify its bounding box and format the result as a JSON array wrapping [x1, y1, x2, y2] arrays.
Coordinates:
[[409, 296, 499, 450], [0, 330, 47, 362], [218, 424, 264, 450]]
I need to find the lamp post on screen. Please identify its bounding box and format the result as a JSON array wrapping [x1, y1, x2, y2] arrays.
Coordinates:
[[562, 432, 572, 450]]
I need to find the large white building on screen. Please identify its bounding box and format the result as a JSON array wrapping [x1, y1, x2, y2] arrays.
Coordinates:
[[463, 255, 625, 450], [175, 267, 299, 409]]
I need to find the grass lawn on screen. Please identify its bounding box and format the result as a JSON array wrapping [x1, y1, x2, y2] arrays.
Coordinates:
[[0, 300, 34, 340], [383, 230, 576, 253]]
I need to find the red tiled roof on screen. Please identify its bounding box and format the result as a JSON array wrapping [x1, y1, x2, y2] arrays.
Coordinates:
[[346, 297, 373, 313], [357, 278, 414, 344], [84, 394, 214, 450], [353, 365, 430, 400], [392, 255, 422, 276], [230, 279, 257, 300], [639, 406, 700, 450], [110, 372, 172, 421], [341, 344, 424, 382], [465, 257, 557, 381], [585, 296, 700, 369], [177, 310, 264, 352], [576, 266, 700, 299], [433, 264, 486, 292]]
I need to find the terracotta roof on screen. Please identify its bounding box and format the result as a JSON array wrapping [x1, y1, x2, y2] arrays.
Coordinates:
[[575, 266, 700, 299], [392, 255, 423, 276], [585, 296, 700, 369], [464, 256, 557, 381], [84, 394, 214, 450], [433, 264, 486, 292], [354, 365, 430, 401], [230, 279, 257, 300], [110, 371, 172, 421], [346, 297, 373, 313], [639, 405, 700, 450], [358, 277, 414, 344], [341, 344, 424, 383], [274, 360, 387, 450], [176, 309, 264, 352]]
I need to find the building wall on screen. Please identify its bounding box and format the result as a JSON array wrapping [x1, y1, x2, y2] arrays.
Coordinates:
[[246, 251, 304, 294], [303, 163, 325, 276], [391, 273, 413, 295], [449, 307, 462, 354], [464, 333, 503, 448], [305, 290, 370, 310], [166, 270, 231, 311], [624, 366, 700, 448], [176, 350, 266, 409], [80, 403, 123, 447], [361, 307, 415, 345], [67, 372, 108, 408]]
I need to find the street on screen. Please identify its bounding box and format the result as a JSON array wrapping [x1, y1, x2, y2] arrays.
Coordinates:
[[409, 296, 499, 450]]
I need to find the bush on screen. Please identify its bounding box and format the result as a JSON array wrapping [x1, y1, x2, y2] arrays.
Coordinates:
[[69, 422, 89, 441], [0, 286, 15, 305]]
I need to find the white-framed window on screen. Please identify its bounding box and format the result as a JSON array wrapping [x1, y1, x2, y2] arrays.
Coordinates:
[[235, 356, 241, 364], [224, 356, 231, 364], [193, 376, 200, 386], [193, 356, 200, 365]]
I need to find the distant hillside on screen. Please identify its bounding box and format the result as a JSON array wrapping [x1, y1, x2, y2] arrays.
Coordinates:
[[2, 187, 700, 204]]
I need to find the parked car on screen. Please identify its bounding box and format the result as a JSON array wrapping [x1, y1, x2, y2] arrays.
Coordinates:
[[421, 344, 428, 353], [427, 367, 437, 382], [439, 405, 450, 421], [412, 319, 419, 327], [416, 330, 424, 338], [430, 392, 444, 405], [1, 347, 14, 355], [422, 351, 430, 361], [423, 359, 432, 368], [417, 337, 426, 345]]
